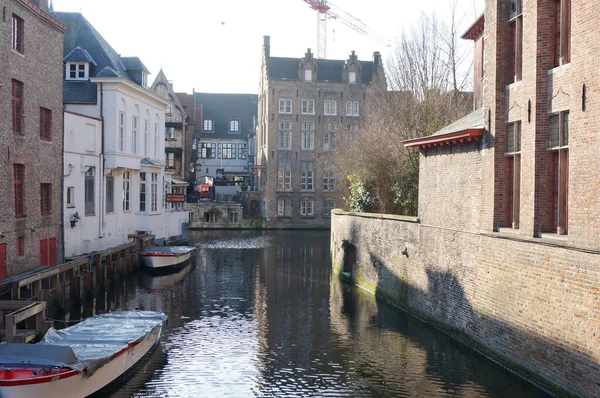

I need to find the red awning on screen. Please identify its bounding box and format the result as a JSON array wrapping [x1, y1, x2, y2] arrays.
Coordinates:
[[403, 128, 484, 149]]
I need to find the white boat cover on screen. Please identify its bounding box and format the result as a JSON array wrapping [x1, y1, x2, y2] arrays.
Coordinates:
[[142, 246, 195, 255], [38, 311, 167, 377]]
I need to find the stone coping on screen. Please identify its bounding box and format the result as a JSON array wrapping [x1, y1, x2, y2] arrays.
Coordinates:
[[331, 209, 418, 223]]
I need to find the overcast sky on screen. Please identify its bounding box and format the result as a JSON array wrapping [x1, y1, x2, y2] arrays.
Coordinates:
[[52, 0, 483, 95]]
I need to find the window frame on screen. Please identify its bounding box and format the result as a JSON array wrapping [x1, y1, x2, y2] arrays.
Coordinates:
[[348, 71, 357, 84], [238, 143, 247, 159], [300, 162, 314, 191], [118, 111, 126, 151], [84, 167, 95, 216], [301, 99, 315, 115], [12, 80, 24, 135], [323, 199, 335, 217], [277, 161, 292, 191], [324, 100, 337, 116], [106, 175, 114, 213], [132, 116, 139, 154], [123, 171, 130, 211], [66, 186, 75, 208], [12, 14, 24, 54], [40, 107, 52, 141], [279, 98, 292, 114], [345, 101, 359, 117], [304, 69, 312, 81], [14, 164, 26, 218], [278, 121, 292, 150], [277, 198, 292, 217], [229, 119, 240, 133], [203, 118, 214, 132], [548, 111, 569, 234], [300, 200, 314, 216], [40, 183, 52, 215], [66, 62, 89, 80], [301, 122, 315, 151], [505, 121, 521, 229], [323, 169, 335, 191]]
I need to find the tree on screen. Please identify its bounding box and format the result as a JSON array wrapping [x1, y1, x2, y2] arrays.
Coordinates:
[[334, 13, 473, 216]]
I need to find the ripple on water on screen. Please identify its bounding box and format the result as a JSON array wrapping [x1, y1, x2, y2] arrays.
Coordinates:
[[194, 235, 273, 250]]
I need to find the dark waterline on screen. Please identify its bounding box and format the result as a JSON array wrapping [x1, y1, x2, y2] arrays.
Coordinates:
[[61, 230, 548, 397]]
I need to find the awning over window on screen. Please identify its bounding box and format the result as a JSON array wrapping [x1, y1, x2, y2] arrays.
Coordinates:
[[403, 108, 485, 149]]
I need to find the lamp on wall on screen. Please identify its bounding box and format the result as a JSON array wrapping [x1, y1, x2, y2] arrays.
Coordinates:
[[582, 84, 587, 111], [527, 99, 532, 123]]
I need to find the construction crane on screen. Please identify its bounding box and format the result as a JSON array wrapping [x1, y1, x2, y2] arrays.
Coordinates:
[[302, 0, 390, 59]]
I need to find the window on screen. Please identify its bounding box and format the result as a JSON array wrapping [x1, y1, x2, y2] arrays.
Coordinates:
[[167, 152, 175, 167], [549, 111, 569, 234], [228, 212, 239, 223], [85, 167, 95, 216], [144, 120, 149, 156], [323, 199, 335, 216], [301, 100, 315, 115], [132, 116, 138, 154], [324, 100, 337, 116], [304, 69, 312, 81], [203, 118, 213, 131], [40, 108, 52, 140], [323, 169, 335, 191], [39, 238, 57, 267], [238, 143, 247, 159], [119, 112, 125, 151], [277, 161, 292, 191], [151, 173, 158, 212], [553, 0, 571, 67], [14, 164, 25, 217], [300, 200, 314, 216], [166, 106, 172, 115], [66, 63, 88, 80], [278, 121, 292, 150], [508, 0, 523, 82], [346, 101, 359, 116], [17, 237, 24, 257], [349, 71, 356, 84], [12, 80, 23, 135], [300, 162, 314, 191], [279, 98, 292, 114], [192, 139, 197, 150], [230, 120, 239, 132], [301, 122, 315, 150], [222, 143, 236, 159], [199, 142, 216, 158], [323, 131, 334, 151], [106, 176, 114, 213], [154, 123, 159, 158], [139, 172, 146, 212], [123, 171, 130, 211], [277, 198, 292, 217], [40, 183, 51, 215], [12, 14, 23, 53], [505, 122, 521, 228], [66, 186, 74, 208]]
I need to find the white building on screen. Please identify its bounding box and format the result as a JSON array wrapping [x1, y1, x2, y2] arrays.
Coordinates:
[[55, 12, 189, 258]]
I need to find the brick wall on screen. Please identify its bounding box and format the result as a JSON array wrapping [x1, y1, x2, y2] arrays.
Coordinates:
[[331, 210, 600, 397], [0, 0, 65, 276]]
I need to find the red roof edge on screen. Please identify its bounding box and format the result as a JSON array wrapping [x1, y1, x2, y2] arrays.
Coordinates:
[[403, 128, 484, 149], [461, 14, 484, 40]]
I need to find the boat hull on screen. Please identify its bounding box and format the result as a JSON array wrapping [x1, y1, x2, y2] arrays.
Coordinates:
[[0, 324, 162, 398], [141, 249, 193, 270]]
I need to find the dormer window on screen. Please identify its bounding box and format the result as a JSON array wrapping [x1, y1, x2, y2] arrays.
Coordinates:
[[142, 72, 148, 88], [349, 71, 356, 84], [203, 118, 213, 132], [166, 106, 172, 115], [66, 63, 89, 80], [304, 69, 313, 81], [230, 119, 240, 132]]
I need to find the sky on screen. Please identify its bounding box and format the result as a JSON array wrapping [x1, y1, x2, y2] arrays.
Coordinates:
[[52, 0, 483, 95]]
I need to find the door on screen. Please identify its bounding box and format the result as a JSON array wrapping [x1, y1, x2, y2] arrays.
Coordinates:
[[0, 243, 6, 280], [40, 239, 49, 266]]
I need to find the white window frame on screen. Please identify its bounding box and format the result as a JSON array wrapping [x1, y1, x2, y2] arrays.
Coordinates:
[[277, 199, 292, 217], [132, 116, 138, 154], [139, 172, 146, 212], [151, 173, 158, 212], [301, 122, 315, 151], [300, 162, 314, 191], [278, 121, 292, 150], [66, 186, 75, 208], [324, 100, 337, 116], [349, 71, 357, 84], [300, 200, 314, 216], [323, 199, 335, 216], [304, 69, 313, 81], [323, 169, 335, 191], [203, 119, 213, 132], [119, 112, 126, 152], [144, 120, 149, 156], [154, 123, 159, 158], [301, 100, 315, 115], [230, 119, 240, 132], [66, 62, 89, 80], [122, 171, 130, 211], [346, 101, 359, 117], [277, 161, 292, 191], [279, 98, 292, 114]]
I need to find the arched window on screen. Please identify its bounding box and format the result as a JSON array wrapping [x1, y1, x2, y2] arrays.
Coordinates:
[[203, 119, 213, 132], [229, 119, 239, 132]]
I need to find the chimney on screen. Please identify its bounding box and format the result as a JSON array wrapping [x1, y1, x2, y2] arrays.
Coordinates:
[[373, 51, 381, 65], [348, 50, 357, 64], [263, 35, 271, 59], [305, 48, 313, 61]]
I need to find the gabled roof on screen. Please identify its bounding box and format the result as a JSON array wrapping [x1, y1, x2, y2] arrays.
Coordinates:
[[462, 14, 485, 40], [403, 107, 485, 149], [193, 93, 258, 139], [267, 57, 377, 83], [150, 69, 186, 114], [63, 46, 97, 65], [52, 12, 152, 103]]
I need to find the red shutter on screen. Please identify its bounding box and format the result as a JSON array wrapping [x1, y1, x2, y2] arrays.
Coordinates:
[[40, 239, 49, 266], [0, 243, 7, 280], [48, 238, 57, 267]]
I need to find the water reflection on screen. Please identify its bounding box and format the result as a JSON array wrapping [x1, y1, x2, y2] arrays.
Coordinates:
[[53, 230, 548, 397]]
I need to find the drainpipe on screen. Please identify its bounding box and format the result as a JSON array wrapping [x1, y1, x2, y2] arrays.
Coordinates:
[[99, 83, 105, 239], [61, 104, 66, 262]]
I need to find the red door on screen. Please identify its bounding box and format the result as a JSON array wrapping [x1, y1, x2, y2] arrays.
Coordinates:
[[0, 243, 7, 280], [40, 239, 49, 266]]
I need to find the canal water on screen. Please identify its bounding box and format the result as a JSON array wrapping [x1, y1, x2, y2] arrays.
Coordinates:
[[62, 230, 548, 397]]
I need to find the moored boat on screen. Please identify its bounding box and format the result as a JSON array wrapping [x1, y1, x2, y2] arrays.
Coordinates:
[[140, 246, 195, 270], [0, 311, 166, 398]]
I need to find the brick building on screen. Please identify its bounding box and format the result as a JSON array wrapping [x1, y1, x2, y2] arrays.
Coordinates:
[[0, 0, 65, 277], [257, 36, 385, 227]]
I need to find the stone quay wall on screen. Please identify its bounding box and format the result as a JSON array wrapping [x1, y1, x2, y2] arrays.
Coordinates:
[[331, 210, 600, 397]]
